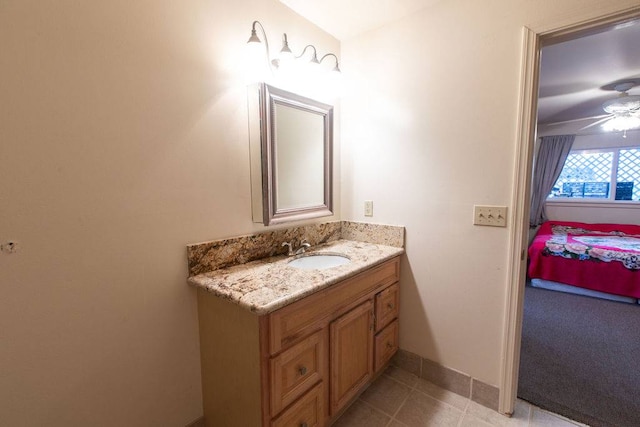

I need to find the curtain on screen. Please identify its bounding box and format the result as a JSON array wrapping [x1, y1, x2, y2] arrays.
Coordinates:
[[529, 134, 575, 227]]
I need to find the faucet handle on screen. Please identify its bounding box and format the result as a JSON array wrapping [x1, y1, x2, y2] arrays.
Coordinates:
[[282, 241, 294, 256], [293, 239, 312, 255]]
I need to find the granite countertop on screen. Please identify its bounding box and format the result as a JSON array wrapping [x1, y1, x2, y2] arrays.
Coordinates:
[[188, 239, 404, 315]]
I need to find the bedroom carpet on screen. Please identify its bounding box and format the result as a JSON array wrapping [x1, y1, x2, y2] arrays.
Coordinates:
[[518, 286, 640, 427]]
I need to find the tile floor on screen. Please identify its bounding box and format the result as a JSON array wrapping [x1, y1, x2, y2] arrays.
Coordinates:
[[333, 365, 589, 427]]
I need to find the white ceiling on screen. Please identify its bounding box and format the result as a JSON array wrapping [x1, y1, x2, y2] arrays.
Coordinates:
[[279, 2, 640, 133], [538, 20, 640, 130], [279, 0, 441, 41]]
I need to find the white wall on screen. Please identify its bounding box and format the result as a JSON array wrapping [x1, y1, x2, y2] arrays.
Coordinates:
[[538, 128, 640, 224], [340, 0, 639, 387], [546, 201, 640, 225], [0, 1, 339, 425]]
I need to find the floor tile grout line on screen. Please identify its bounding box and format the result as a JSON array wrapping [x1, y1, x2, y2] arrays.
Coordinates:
[[338, 366, 584, 426], [389, 389, 412, 424], [380, 368, 423, 426], [356, 396, 394, 420], [385, 367, 472, 423], [457, 396, 472, 427], [391, 365, 525, 427], [390, 366, 521, 427], [384, 364, 591, 427], [379, 371, 416, 425], [383, 370, 418, 390]]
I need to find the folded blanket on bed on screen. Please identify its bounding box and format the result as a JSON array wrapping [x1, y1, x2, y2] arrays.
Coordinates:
[[542, 223, 640, 270], [528, 221, 640, 299]]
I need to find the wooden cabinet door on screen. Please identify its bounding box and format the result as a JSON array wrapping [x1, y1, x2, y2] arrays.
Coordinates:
[[329, 300, 374, 415]]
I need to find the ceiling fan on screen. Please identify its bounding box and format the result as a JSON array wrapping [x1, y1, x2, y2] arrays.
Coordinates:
[[580, 81, 640, 132]]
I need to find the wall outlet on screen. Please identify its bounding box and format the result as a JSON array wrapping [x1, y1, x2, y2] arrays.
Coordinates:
[[364, 200, 373, 217], [473, 205, 507, 227]]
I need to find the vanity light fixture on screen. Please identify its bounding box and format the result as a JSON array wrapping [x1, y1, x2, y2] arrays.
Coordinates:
[[320, 53, 341, 73], [279, 34, 294, 61], [245, 20, 341, 78], [296, 45, 320, 66], [246, 20, 275, 76]]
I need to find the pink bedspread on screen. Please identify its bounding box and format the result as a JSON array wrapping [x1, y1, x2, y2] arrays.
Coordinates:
[[528, 221, 640, 298]]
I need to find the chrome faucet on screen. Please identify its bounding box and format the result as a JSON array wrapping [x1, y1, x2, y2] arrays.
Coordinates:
[[296, 240, 311, 255], [282, 239, 311, 256]]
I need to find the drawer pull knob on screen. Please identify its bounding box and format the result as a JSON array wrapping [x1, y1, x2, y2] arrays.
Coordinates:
[[299, 366, 307, 376], [300, 423, 308, 427]]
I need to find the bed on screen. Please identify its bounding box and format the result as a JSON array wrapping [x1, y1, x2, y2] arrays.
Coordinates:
[[528, 221, 640, 303]]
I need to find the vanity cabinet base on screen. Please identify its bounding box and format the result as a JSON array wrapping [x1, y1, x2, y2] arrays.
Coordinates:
[[196, 256, 400, 427], [197, 288, 264, 427]]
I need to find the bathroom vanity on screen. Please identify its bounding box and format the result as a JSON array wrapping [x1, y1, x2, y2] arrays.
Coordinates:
[[189, 237, 402, 427]]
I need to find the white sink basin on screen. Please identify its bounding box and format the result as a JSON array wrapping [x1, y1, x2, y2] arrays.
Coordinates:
[[287, 254, 351, 270]]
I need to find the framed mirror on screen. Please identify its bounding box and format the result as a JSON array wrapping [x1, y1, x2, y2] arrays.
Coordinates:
[[249, 83, 334, 225]]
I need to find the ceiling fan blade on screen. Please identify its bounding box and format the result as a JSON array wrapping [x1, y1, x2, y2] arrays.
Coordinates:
[[579, 116, 612, 130], [543, 114, 610, 126]]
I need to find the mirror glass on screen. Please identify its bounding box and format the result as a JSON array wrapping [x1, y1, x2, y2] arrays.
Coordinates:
[[275, 103, 325, 209], [249, 83, 334, 225]]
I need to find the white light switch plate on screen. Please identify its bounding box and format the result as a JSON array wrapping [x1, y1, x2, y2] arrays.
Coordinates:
[[473, 205, 507, 227]]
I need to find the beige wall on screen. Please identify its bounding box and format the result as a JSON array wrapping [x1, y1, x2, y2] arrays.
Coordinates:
[[0, 1, 338, 425], [340, 0, 639, 387], [4, 0, 638, 423]]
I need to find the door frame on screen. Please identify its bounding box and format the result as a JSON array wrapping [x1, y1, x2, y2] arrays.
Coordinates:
[[499, 6, 640, 415]]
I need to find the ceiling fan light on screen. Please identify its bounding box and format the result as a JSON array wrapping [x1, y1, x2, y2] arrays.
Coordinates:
[[602, 94, 640, 114], [602, 114, 640, 132]]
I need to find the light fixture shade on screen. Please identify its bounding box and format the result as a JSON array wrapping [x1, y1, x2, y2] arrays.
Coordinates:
[[279, 33, 294, 60], [247, 29, 261, 45], [246, 36, 265, 65], [245, 25, 269, 84], [279, 46, 293, 60]]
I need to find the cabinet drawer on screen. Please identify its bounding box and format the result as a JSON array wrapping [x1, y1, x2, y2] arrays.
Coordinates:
[[270, 329, 327, 416], [270, 257, 400, 354], [375, 283, 399, 332], [374, 319, 399, 372], [271, 382, 325, 427]]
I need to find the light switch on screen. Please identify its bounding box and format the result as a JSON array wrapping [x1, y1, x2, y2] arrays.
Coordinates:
[[473, 205, 507, 227]]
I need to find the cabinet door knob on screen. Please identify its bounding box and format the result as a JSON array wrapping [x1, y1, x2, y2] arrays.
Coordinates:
[[300, 423, 308, 427], [299, 366, 307, 376], [386, 342, 394, 349], [387, 303, 394, 309]]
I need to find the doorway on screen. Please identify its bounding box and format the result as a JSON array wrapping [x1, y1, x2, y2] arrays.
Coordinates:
[[500, 4, 640, 418]]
